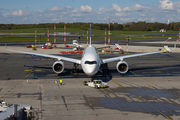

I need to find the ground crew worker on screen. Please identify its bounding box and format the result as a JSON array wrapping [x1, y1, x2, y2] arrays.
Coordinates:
[[60, 79, 63, 85]]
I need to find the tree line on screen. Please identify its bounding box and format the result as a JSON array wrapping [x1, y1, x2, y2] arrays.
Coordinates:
[[0, 21, 180, 31]]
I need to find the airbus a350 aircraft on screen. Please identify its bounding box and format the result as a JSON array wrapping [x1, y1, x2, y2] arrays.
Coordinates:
[[5, 25, 176, 78]]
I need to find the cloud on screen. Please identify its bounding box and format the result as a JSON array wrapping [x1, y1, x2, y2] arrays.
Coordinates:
[[112, 3, 122, 12], [71, 5, 92, 17], [133, 4, 149, 12], [177, 9, 180, 13], [120, 18, 131, 21], [151, 18, 156, 22], [23, 17, 28, 20], [48, 7, 62, 11], [66, 5, 73, 10], [0, 8, 4, 10], [3, 10, 33, 17], [139, 13, 146, 16], [97, 3, 123, 15], [138, 17, 148, 21], [51, 17, 65, 22], [174, 1, 180, 12], [80, 5, 92, 12], [37, 10, 43, 13], [62, 12, 67, 15], [99, 17, 108, 21], [71, 13, 82, 17], [97, 7, 110, 14], [85, 18, 91, 22], [123, 7, 131, 12], [115, 13, 128, 17], [2, 10, 35, 24], [174, 1, 180, 8], [1, 1, 180, 24], [0, 8, 9, 11], [159, 0, 173, 10], [72, 8, 78, 13], [3, 13, 10, 17], [11, 10, 23, 16]]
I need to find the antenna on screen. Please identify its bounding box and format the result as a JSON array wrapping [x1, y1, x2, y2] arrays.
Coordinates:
[[90, 24, 91, 45]]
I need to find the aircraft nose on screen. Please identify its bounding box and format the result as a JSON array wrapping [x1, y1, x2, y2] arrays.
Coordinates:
[[86, 66, 97, 75], [89, 67, 95, 72]]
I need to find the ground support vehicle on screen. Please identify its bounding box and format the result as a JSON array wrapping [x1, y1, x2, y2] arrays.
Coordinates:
[[83, 80, 107, 89]]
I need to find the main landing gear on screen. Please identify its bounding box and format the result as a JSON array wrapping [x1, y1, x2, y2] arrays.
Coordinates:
[[72, 63, 79, 73], [101, 63, 109, 76]]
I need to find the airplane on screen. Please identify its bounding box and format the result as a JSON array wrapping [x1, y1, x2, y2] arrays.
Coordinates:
[[5, 24, 176, 79]]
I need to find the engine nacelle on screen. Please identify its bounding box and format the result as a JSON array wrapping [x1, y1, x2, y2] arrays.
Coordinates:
[[116, 61, 128, 74], [52, 61, 64, 74]]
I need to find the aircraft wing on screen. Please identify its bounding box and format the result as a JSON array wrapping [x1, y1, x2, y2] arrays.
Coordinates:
[[101, 44, 176, 64], [5, 44, 81, 64]]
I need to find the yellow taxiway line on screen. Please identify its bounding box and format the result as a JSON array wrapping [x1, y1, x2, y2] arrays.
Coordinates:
[[24, 69, 42, 72], [1, 71, 33, 99]]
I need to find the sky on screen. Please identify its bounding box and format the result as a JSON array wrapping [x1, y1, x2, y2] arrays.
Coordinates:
[[0, 0, 180, 24]]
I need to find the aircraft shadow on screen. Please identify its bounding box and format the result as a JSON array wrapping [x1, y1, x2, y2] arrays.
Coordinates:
[[109, 64, 180, 77], [24, 65, 112, 82], [130, 64, 180, 71], [24, 63, 180, 79]]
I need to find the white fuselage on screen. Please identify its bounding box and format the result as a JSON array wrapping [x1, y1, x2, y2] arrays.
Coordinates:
[[81, 45, 101, 76]]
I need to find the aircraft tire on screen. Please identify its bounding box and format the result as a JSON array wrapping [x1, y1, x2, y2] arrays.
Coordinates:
[[83, 81, 87, 86]]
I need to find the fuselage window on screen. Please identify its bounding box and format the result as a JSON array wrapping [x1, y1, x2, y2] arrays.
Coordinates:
[[85, 61, 97, 64]]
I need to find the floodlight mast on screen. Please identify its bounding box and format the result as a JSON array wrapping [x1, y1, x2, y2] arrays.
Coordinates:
[[90, 24, 91, 45]]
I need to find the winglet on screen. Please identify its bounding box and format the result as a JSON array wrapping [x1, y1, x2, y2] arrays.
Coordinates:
[[5, 44, 11, 52], [172, 43, 176, 51], [164, 44, 176, 52], [5, 44, 8, 50], [169, 43, 176, 52]]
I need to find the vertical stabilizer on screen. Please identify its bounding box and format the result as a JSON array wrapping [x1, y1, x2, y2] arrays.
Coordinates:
[[90, 24, 91, 45]]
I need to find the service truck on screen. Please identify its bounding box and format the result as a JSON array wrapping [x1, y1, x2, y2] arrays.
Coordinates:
[[83, 80, 107, 89]]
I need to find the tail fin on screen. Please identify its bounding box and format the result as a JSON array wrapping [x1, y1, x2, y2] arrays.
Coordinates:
[[90, 24, 91, 45]]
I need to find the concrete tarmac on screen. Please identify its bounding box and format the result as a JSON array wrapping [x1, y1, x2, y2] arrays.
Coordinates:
[[0, 39, 180, 120]]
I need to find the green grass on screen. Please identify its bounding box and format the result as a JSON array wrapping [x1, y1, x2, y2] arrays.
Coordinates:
[[0, 37, 66, 42], [0, 28, 87, 33], [0, 28, 178, 34], [1, 36, 177, 42], [0, 28, 179, 42]]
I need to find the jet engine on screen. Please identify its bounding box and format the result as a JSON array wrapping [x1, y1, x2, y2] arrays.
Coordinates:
[[52, 61, 64, 74], [116, 61, 128, 74]]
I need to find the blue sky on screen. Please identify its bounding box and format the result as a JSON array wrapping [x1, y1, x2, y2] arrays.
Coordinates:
[[0, 0, 180, 24]]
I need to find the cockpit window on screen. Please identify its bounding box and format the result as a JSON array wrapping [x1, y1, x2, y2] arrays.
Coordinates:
[[85, 61, 97, 64], [94, 81, 101, 84]]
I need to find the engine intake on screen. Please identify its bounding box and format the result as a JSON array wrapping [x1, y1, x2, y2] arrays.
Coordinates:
[[52, 61, 64, 74], [116, 61, 128, 74]]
